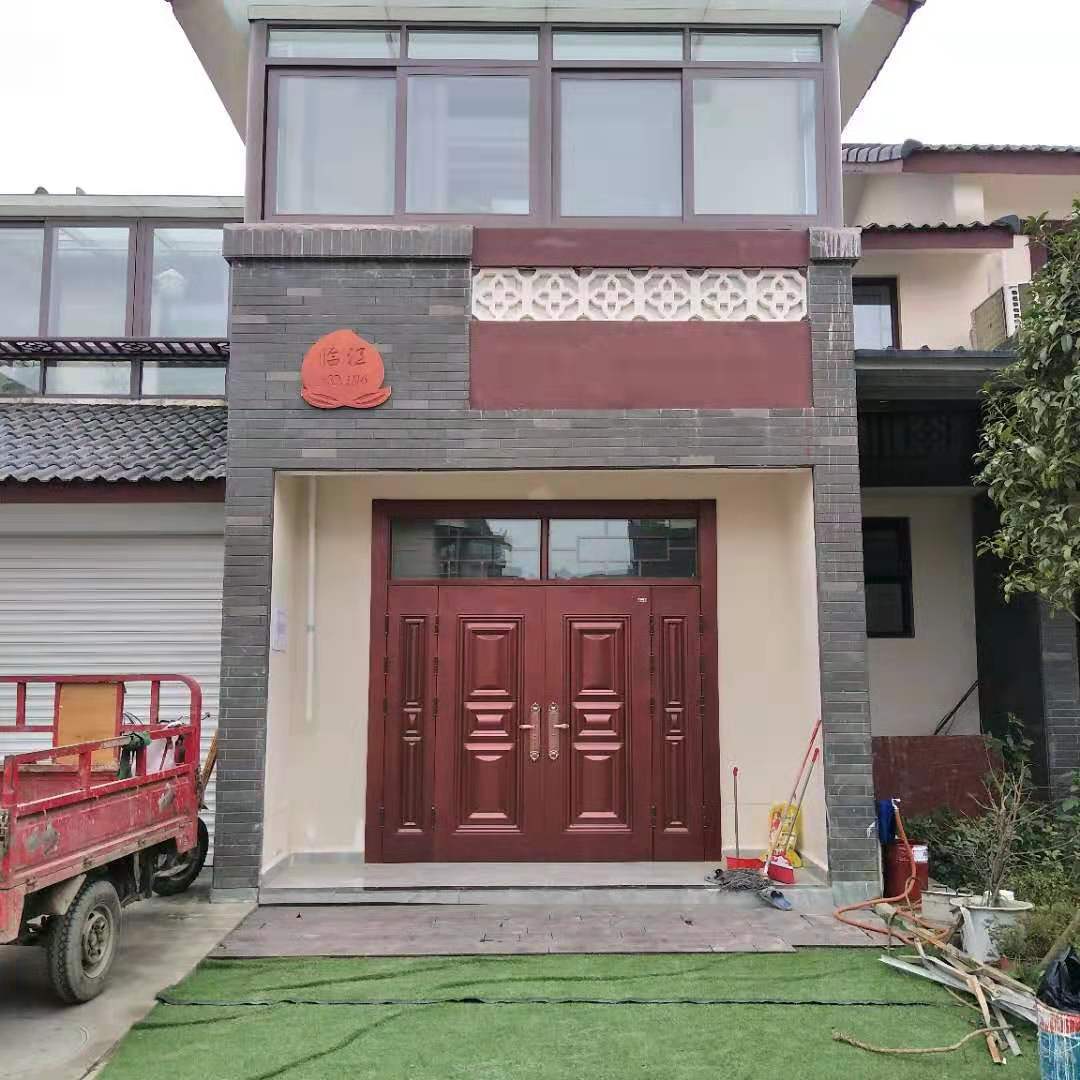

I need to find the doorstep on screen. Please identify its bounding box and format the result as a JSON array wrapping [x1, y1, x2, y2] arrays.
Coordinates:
[[257, 855, 835, 912]]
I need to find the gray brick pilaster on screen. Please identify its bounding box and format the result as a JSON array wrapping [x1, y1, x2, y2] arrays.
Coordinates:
[[211, 466, 275, 896], [807, 228, 878, 892], [1038, 602, 1080, 799]]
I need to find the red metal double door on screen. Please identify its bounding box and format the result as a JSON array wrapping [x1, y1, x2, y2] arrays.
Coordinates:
[[380, 583, 704, 861]]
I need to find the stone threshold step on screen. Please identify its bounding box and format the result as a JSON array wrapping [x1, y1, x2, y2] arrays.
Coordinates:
[[257, 884, 837, 912]]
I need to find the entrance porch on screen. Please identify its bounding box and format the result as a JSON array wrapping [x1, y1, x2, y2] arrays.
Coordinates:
[[261, 468, 833, 888]]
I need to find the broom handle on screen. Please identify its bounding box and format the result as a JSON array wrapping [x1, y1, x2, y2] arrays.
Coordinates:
[[778, 747, 819, 859], [733, 766, 740, 858], [770, 718, 821, 859]]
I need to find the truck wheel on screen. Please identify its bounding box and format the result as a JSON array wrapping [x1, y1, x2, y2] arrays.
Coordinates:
[[46, 878, 122, 1004], [152, 818, 209, 896]]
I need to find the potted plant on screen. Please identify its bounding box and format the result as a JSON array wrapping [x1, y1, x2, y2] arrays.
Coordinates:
[[951, 762, 1034, 962]]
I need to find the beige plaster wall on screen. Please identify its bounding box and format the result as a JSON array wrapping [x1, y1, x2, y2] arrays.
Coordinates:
[[262, 468, 827, 871], [981, 175, 1080, 222], [852, 173, 965, 227], [854, 248, 1028, 349], [262, 474, 307, 871], [862, 491, 980, 738], [850, 172, 1080, 229]]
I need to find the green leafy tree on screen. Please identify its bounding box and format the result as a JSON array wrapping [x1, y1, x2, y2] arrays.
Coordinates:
[[976, 200, 1080, 619]]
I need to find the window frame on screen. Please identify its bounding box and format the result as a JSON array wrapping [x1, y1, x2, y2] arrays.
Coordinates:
[[0, 222, 48, 338], [862, 516, 914, 639], [853, 276, 901, 350], [45, 220, 138, 338], [0, 217, 232, 400], [381, 500, 704, 584], [253, 22, 838, 227], [0, 218, 234, 343], [137, 220, 232, 339]]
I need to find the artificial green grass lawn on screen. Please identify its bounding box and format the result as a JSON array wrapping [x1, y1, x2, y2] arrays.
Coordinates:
[[100, 950, 1038, 1080]]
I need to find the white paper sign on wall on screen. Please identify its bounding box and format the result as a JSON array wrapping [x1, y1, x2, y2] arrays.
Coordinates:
[[270, 607, 288, 653]]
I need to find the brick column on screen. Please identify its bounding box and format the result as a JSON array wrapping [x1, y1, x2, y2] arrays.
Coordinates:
[[1038, 602, 1080, 799], [808, 228, 880, 900]]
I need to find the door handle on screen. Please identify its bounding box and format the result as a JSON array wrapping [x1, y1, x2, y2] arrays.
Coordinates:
[[521, 703, 541, 761], [548, 702, 569, 760]]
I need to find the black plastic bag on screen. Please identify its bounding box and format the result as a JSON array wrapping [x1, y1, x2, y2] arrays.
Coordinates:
[[1037, 946, 1080, 1013]]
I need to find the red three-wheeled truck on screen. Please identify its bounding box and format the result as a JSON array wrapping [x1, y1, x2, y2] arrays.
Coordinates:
[[0, 674, 212, 1002]]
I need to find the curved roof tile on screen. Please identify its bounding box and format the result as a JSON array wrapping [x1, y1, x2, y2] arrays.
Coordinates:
[[0, 403, 227, 483]]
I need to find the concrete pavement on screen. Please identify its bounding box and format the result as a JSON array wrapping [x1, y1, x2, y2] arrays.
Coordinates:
[[0, 876, 252, 1080]]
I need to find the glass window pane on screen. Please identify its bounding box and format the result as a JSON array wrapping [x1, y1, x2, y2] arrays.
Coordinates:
[[48, 227, 130, 336], [44, 360, 131, 395], [692, 77, 817, 215], [560, 80, 681, 217], [391, 519, 541, 579], [406, 76, 530, 215], [866, 582, 907, 637], [548, 519, 697, 579], [691, 32, 821, 63], [407, 30, 538, 61], [0, 228, 44, 335], [553, 31, 683, 61], [854, 284, 896, 349], [268, 28, 399, 58], [275, 76, 395, 215], [863, 522, 905, 579], [141, 362, 226, 396], [150, 229, 228, 337], [0, 359, 41, 395]]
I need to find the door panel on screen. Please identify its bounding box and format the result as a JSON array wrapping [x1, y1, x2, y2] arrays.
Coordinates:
[[543, 587, 653, 860], [378, 583, 707, 862], [433, 587, 545, 860], [382, 585, 438, 861], [652, 586, 705, 859]]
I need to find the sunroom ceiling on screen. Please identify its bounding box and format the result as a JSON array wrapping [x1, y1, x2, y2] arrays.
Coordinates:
[[169, 0, 919, 133]]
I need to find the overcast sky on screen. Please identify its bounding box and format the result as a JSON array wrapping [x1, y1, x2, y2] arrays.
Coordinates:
[[1, 0, 1077, 197]]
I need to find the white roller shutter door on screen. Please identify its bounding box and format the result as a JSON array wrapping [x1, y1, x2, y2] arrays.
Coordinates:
[[0, 528, 224, 851]]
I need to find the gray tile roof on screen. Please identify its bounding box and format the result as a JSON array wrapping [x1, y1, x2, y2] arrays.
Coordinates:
[[0, 403, 227, 483], [862, 216, 1022, 232], [844, 140, 1080, 164]]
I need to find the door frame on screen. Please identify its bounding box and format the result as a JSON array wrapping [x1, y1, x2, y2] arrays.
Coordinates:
[[365, 498, 721, 861]]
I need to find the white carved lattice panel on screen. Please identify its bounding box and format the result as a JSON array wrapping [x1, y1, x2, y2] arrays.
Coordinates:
[[471, 268, 807, 322]]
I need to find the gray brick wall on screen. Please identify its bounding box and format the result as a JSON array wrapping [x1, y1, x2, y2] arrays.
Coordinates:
[[213, 222, 878, 896], [1038, 602, 1080, 799]]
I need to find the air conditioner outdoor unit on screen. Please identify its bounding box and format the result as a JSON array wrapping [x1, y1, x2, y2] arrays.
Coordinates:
[[970, 284, 1031, 350]]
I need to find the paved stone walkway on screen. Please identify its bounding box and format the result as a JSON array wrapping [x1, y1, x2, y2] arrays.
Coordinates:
[[215, 903, 880, 958]]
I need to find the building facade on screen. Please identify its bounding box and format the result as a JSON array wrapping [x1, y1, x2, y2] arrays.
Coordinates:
[[177, 4, 922, 901], [0, 195, 238, 831], [4, 0, 1078, 903]]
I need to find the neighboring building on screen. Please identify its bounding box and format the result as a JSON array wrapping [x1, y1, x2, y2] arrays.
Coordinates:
[[845, 142, 1080, 802], [0, 194, 240, 829]]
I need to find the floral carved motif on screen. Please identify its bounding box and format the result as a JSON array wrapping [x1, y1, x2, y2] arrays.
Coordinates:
[[471, 268, 807, 322]]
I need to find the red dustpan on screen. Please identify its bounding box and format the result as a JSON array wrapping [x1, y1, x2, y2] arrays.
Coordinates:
[[766, 747, 820, 884], [725, 766, 763, 870]]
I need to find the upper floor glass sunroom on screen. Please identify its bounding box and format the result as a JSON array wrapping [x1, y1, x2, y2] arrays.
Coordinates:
[[249, 24, 841, 227]]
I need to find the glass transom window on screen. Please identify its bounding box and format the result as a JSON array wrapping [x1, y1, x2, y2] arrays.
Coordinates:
[[392, 519, 542, 579], [549, 519, 698, 578], [390, 515, 698, 580], [263, 24, 828, 223]]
